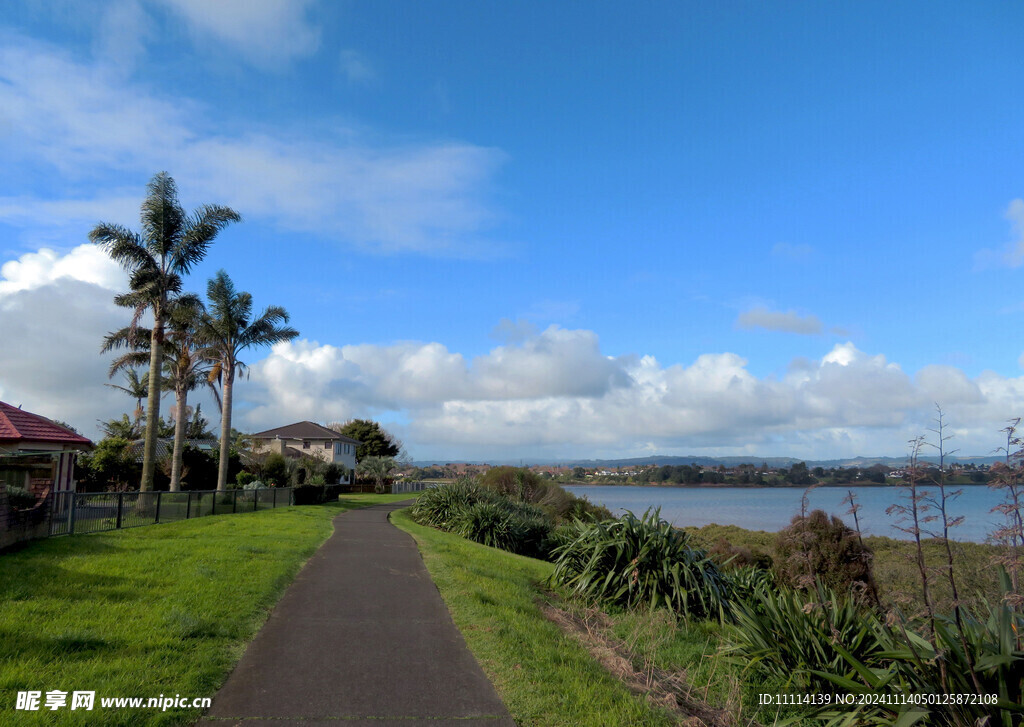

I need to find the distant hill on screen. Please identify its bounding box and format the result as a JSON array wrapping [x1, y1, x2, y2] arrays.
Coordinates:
[[410, 454, 1006, 469]]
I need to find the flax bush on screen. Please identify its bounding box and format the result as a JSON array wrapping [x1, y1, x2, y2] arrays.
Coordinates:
[[410, 481, 555, 558], [724, 570, 1024, 726], [549, 508, 732, 620]]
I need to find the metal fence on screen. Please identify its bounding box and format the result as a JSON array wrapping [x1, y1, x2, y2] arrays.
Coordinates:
[[390, 480, 433, 494], [48, 487, 294, 537]]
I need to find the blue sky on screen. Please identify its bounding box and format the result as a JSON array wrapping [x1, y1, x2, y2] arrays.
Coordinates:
[[2, 1, 1024, 461]]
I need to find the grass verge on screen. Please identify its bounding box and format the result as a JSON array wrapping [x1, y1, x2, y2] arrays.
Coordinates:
[[391, 507, 683, 726], [0, 493, 414, 726]]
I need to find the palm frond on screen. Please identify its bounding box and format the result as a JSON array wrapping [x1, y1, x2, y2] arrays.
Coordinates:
[[175, 205, 241, 274], [140, 171, 185, 257]]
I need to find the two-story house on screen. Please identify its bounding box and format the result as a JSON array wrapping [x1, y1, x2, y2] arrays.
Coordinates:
[[249, 421, 360, 484]]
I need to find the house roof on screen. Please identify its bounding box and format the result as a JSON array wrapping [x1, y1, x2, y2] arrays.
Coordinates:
[[128, 438, 218, 463], [0, 401, 93, 447], [250, 421, 361, 445]]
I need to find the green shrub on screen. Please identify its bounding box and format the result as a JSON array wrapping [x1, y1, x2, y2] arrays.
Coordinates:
[[236, 471, 256, 488], [775, 509, 878, 604], [262, 453, 289, 488], [733, 571, 1024, 726], [549, 509, 731, 620], [410, 480, 482, 529], [292, 484, 325, 505], [723, 566, 775, 615], [307, 474, 326, 486], [324, 463, 343, 484], [709, 537, 773, 570], [3, 486, 37, 510], [478, 466, 610, 523], [411, 481, 554, 559], [449, 500, 547, 558], [723, 580, 884, 691], [242, 480, 264, 490]]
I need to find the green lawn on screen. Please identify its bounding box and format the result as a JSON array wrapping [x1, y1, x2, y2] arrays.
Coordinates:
[[0, 493, 414, 726], [391, 507, 683, 726]]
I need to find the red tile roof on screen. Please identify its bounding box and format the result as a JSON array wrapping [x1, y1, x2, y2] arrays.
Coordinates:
[[0, 401, 93, 446]]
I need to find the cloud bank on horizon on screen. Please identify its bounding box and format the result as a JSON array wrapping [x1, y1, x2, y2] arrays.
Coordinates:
[[3, 244, 1024, 462], [4, 2, 1024, 462]]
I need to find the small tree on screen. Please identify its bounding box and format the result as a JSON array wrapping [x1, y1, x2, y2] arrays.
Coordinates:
[[261, 453, 289, 488], [357, 456, 396, 493], [75, 437, 139, 492]]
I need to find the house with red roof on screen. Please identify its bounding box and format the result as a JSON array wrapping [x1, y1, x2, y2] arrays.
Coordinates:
[[0, 401, 93, 493]]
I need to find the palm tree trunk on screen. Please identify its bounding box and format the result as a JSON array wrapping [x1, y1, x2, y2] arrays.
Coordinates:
[[216, 369, 234, 492], [170, 384, 188, 492], [140, 315, 164, 492]]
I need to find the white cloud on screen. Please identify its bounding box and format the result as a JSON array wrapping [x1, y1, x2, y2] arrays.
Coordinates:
[[5, 248, 1024, 460], [736, 305, 823, 335], [153, 0, 320, 65], [0, 244, 126, 296], [339, 49, 375, 83], [95, 0, 153, 71], [975, 198, 1024, 269], [235, 333, 1024, 460], [0, 36, 506, 256], [0, 278, 127, 438]]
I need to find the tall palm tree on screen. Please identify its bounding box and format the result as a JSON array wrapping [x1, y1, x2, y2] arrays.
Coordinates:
[[103, 295, 211, 491], [200, 270, 298, 491], [91, 172, 240, 491], [164, 295, 212, 491]]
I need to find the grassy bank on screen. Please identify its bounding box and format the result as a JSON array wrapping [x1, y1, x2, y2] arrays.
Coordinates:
[[0, 493, 413, 726], [396, 497, 1018, 726], [391, 507, 781, 726]]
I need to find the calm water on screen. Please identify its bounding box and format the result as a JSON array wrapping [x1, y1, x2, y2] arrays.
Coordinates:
[[564, 485, 1010, 543]]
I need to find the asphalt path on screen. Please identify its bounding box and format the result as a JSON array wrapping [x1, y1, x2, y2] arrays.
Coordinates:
[[199, 500, 515, 726]]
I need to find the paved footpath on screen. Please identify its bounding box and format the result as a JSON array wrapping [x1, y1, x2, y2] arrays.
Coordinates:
[[199, 501, 516, 726]]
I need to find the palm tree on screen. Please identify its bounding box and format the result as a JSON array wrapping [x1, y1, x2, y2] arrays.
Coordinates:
[[200, 270, 298, 491], [105, 367, 151, 434], [103, 295, 213, 491], [91, 172, 240, 491], [357, 456, 396, 494], [164, 296, 212, 491]]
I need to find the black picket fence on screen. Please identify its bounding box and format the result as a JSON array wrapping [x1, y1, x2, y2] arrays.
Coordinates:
[[47, 487, 294, 537]]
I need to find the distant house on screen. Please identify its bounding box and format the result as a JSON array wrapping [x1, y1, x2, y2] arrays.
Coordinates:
[[249, 422, 360, 484], [0, 401, 93, 493], [128, 438, 218, 463]]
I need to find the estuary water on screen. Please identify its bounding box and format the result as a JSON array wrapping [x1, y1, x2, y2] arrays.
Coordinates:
[[564, 485, 1010, 543]]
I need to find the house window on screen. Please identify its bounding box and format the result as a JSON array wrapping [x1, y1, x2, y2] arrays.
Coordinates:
[[325, 441, 332, 450], [302, 440, 310, 449]]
